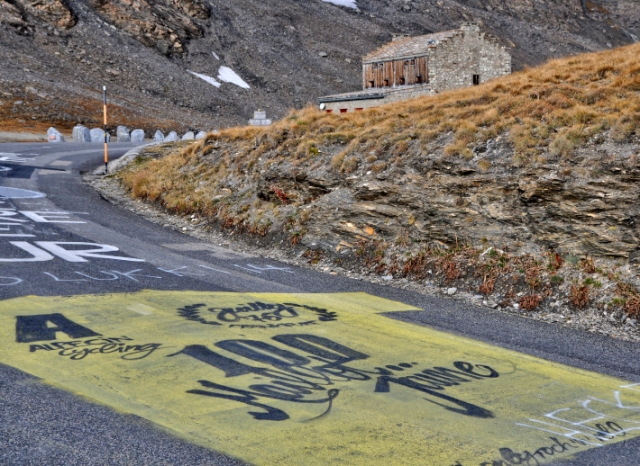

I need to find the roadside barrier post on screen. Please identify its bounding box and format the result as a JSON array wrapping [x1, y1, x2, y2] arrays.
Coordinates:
[[103, 86, 109, 174]]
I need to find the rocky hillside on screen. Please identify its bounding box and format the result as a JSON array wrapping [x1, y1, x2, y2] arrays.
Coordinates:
[[116, 41, 640, 262], [109, 42, 640, 320], [0, 0, 639, 133]]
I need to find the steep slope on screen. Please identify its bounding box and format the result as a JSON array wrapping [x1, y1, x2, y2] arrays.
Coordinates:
[[116, 42, 640, 262], [108, 42, 640, 318], [0, 0, 638, 133]]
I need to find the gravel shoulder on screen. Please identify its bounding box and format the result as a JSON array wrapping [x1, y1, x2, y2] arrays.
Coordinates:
[[0, 130, 50, 142]]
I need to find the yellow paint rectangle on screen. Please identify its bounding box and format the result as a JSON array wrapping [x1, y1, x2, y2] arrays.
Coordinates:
[[1, 291, 639, 465]]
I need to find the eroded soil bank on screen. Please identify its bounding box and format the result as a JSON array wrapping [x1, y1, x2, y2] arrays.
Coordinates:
[[94, 43, 640, 341], [87, 133, 640, 343]]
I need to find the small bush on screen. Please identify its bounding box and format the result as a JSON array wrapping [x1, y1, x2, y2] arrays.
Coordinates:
[[580, 256, 597, 273], [330, 152, 347, 170], [569, 284, 590, 308], [341, 156, 359, 173], [372, 161, 387, 173], [550, 275, 564, 285], [611, 119, 636, 142], [550, 133, 576, 157], [519, 294, 542, 311]]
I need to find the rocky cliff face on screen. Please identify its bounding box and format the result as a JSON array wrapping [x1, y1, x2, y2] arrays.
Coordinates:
[[0, 0, 638, 132], [86, 0, 209, 56], [295, 137, 640, 262], [0, 0, 76, 31], [135, 131, 640, 263]]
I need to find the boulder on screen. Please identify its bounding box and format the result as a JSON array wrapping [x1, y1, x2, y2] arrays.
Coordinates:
[[131, 129, 145, 143], [47, 127, 65, 143], [90, 128, 110, 143], [153, 130, 165, 142], [182, 131, 195, 140], [195, 131, 207, 140], [72, 125, 91, 143], [165, 131, 178, 142], [117, 126, 130, 143]]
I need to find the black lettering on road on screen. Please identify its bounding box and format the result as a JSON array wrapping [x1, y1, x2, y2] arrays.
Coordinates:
[[16, 313, 101, 343], [171, 334, 499, 421]]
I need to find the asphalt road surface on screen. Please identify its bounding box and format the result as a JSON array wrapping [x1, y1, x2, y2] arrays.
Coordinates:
[[2, 142, 640, 465]]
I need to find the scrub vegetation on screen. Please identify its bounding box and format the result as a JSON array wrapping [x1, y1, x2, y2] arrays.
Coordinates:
[[123, 41, 640, 202], [115, 42, 640, 321]]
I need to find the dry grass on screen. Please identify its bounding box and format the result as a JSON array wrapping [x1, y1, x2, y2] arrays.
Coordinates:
[[569, 284, 591, 308], [0, 90, 185, 135], [117, 42, 640, 248]]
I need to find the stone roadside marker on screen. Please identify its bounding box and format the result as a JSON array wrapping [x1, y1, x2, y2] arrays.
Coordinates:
[[47, 127, 65, 143], [131, 129, 145, 143], [117, 126, 130, 143], [249, 110, 272, 126], [72, 125, 91, 143], [90, 128, 110, 143]]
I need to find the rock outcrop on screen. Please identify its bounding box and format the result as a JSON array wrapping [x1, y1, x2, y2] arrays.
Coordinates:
[[164, 135, 639, 262], [113, 39, 640, 263], [0, 1, 28, 33], [22, 0, 76, 29], [87, 0, 209, 56]]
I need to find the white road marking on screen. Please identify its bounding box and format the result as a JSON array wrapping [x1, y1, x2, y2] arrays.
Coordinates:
[[0, 187, 46, 199]]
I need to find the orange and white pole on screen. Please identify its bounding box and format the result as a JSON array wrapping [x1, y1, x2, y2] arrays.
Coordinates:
[[103, 85, 109, 173]]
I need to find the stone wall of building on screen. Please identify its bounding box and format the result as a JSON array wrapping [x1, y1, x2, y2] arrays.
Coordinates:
[[428, 24, 511, 92], [323, 98, 383, 113], [322, 85, 436, 113], [320, 23, 511, 113]]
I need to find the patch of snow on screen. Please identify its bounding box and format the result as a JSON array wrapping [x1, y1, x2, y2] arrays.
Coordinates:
[[322, 0, 358, 10], [217, 66, 250, 89], [188, 66, 250, 90], [212, 51, 220, 60], [187, 70, 221, 88]]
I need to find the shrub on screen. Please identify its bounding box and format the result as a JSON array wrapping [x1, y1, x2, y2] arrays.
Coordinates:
[[569, 284, 590, 308]]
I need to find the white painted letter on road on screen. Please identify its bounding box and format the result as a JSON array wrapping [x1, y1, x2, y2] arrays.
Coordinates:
[[34, 242, 145, 263], [0, 242, 54, 262], [20, 211, 86, 224], [0, 242, 144, 263]]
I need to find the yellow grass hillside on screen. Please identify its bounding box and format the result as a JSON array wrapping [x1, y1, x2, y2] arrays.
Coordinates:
[[121, 41, 640, 214], [112, 42, 640, 317]]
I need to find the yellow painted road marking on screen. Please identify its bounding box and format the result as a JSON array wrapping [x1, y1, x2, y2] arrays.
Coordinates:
[[127, 303, 155, 315], [1, 291, 640, 465]]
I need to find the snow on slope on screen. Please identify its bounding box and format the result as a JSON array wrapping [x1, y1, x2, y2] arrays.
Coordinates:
[[188, 65, 251, 90], [217, 66, 250, 89], [322, 0, 358, 9], [187, 70, 221, 87]]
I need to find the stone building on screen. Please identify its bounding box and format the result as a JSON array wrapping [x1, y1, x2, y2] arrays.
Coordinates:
[[318, 23, 511, 113]]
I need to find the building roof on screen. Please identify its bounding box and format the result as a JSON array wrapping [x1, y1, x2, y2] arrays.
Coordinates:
[[318, 83, 432, 103], [363, 29, 460, 63], [318, 87, 387, 103]]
